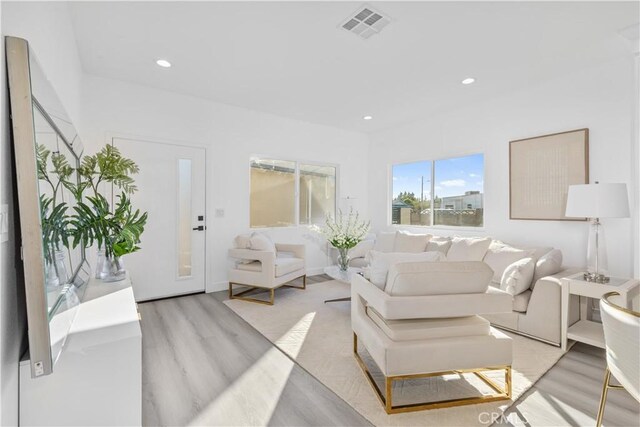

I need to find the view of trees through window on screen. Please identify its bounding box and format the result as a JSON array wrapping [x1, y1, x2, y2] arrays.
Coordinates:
[[250, 158, 336, 228], [392, 154, 484, 227]]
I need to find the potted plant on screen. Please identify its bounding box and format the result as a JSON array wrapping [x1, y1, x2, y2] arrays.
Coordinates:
[[71, 145, 148, 281], [313, 209, 370, 271], [36, 144, 74, 288]]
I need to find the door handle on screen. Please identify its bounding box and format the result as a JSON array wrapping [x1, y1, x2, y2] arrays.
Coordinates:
[[192, 225, 206, 231]]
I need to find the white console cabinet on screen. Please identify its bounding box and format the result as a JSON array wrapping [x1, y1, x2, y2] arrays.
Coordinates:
[[19, 277, 141, 426]]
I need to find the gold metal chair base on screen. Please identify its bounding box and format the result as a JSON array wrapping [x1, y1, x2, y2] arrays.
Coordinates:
[[596, 367, 625, 427], [353, 333, 512, 414], [228, 275, 306, 305]]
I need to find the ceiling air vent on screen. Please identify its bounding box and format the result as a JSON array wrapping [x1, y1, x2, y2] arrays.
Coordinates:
[[340, 5, 391, 39]]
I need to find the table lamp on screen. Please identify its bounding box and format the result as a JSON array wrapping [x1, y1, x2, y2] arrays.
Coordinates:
[[565, 182, 630, 283]]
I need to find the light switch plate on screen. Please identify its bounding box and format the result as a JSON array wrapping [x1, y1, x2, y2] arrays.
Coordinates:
[[0, 204, 8, 243]]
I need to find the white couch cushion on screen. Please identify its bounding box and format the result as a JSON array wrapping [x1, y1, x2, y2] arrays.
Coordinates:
[[500, 257, 535, 295], [527, 246, 554, 262], [483, 241, 534, 284], [368, 251, 444, 289], [373, 231, 397, 253], [249, 232, 276, 252], [236, 257, 304, 277], [360, 324, 513, 377], [274, 258, 304, 277], [533, 249, 563, 283], [348, 239, 375, 259], [447, 236, 492, 261], [385, 261, 492, 296], [366, 307, 490, 341], [513, 290, 532, 313], [426, 237, 452, 254], [350, 257, 369, 268], [394, 231, 431, 253], [234, 234, 251, 249]]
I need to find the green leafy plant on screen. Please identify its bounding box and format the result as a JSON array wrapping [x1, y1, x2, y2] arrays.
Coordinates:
[[36, 144, 74, 265], [72, 144, 148, 260], [78, 144, 139, 197], [40, 194, 70, 265], [72, 193, 147, 259]]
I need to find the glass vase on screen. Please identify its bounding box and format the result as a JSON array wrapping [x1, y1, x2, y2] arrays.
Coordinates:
[[45, 250, 68, 290], [337, 247, 350, 272], [96, 249, 126, 282], [95, 249, 106, 280]]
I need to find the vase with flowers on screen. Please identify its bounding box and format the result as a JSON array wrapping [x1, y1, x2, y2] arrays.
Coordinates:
[[313, 209, 370, 272]]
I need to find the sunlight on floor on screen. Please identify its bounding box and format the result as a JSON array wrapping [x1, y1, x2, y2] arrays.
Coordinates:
[[274, 312, 316, 358], [504, 389, 592, 427], [188, 312, 316, 426]]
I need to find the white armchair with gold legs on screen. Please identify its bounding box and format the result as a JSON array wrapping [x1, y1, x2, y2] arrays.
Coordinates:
[[228, 243, 306, 305], [352, 261, 514, 414], [596, 292, 640, 427]]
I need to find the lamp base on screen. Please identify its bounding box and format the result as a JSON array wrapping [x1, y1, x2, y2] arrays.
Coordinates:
[[583, 272, 610, 284]]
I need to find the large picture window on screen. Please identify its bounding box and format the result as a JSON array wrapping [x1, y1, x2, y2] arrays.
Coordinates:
[[250, 157, 336, 228], [392, 153, 484, 227]]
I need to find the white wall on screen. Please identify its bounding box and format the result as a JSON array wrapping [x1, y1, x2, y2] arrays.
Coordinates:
[[0, 2, 84, 424], [79, 75, 370, 292], [632, 47, 639, 279], [368, 55, 636, 277]]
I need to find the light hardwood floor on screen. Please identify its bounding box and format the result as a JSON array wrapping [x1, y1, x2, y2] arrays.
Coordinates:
[[498, 342, 640, 427], [139, 275, 370, 426], [140, 276, 639, 427]]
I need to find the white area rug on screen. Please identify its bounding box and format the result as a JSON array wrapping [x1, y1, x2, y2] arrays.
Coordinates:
[[224, 280, 567, 426]]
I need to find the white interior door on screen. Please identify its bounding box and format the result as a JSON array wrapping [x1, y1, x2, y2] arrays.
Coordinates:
[[114, 138, 206, 301]]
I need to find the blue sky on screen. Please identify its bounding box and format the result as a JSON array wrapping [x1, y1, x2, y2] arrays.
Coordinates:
[[392, 154, 484, 199]]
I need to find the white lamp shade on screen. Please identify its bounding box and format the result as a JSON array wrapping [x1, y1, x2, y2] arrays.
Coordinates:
[[565, 183, 630, 218]]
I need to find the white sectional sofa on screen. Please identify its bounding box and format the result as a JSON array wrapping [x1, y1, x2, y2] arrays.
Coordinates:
[[347, 230, 580, 346]]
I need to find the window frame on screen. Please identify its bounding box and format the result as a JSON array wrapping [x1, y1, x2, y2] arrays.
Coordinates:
[[389, 152, 485, 230], [249, 155, 339, 228]]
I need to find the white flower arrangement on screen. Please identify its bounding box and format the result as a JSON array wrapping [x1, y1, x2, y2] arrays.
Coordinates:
[[312, 209, 370, 249]]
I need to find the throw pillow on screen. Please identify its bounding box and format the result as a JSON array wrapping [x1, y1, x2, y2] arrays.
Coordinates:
[[372, 231, 397, 253], [234, 234, 251, 249], [532, 249, 563, 284], [426, 237, 452, 254], [368, 250, 444, 289], [349, 239, 375, 259], [394, 231, 431, 253], [500, 257, 535, 295], [447, 236, 492, 261], [526, 246, 555, 262], [483, 240, 534, 284], [249, 232, 276, 252]]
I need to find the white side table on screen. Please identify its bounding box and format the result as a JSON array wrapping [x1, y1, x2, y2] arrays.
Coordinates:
[[560, 273, 640, 351], [323, 265, 363, 284]]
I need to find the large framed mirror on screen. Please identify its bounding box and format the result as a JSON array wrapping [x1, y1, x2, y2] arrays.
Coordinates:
[[6, 36, 90, 377]]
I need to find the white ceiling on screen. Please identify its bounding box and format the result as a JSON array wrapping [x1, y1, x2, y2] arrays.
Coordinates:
[[68, 1, 639, 133]]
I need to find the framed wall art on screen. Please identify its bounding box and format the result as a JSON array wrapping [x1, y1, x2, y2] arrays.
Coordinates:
[[510, 128, 589, 221]]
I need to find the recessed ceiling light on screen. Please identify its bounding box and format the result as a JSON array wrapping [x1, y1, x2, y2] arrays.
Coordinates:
[[156, 59, 172, 68], [363, 115, 373, 120], [461, 77, 475, 85]]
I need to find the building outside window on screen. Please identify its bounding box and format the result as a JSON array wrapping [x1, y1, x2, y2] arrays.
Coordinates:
[[250, 157, 336, 227], [392, 153, 484, 227]]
